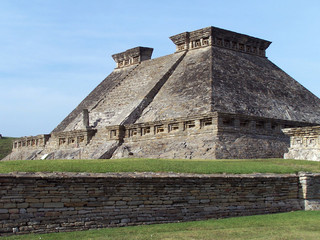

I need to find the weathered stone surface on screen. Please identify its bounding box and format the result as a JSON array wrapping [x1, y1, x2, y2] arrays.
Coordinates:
[[136, 47, 212, 122], [211, 46, 320, 122], [65, 51, 185, 131], [112, 47, 153, 69], [283, 126, 320, 161], [114, 112, 311, 159]]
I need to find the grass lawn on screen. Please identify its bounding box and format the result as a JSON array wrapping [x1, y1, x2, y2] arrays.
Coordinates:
[[0, 158, 319, 174], [0, 137, 16, 160], [2, 211, 319, 240]]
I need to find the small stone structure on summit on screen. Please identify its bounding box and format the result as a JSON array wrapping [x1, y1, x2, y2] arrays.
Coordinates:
[[4, 26, 320, 161]]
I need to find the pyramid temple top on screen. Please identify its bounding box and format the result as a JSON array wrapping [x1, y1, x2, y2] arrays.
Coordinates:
[[170, 26, 271, 57], [112, 27, 272, 69]]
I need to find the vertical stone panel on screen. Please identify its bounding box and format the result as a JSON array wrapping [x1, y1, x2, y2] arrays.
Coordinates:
[[299, 173, 320, 210]]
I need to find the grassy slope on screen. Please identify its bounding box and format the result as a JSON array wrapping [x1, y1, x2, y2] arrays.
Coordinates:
[[0, 137, 16, 160], [3, 211, 320, 240], [0, 158, 319, 174]]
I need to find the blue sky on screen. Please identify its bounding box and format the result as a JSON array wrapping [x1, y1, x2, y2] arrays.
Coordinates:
[[1, 0, 320, 137]]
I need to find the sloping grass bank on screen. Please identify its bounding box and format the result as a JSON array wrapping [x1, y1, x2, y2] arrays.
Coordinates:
[[0, 137, 16, 160], [2, 211, 320, 240], [0, 158, 319, 174]]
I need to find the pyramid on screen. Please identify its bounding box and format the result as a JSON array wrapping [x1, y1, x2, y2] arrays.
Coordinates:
[[6, 26, 320, 160]]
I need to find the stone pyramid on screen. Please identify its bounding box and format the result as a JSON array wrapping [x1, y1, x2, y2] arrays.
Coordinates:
[[6, 26, 320, 161]]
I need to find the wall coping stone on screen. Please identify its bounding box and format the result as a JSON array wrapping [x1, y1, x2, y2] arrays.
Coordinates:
[[0, 171, 314, 179]]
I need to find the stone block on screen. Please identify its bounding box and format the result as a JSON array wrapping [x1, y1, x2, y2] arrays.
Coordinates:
[[87, 202, 103, 207], [44, 202, 64, 208], [26, 198, 39, 203], [8, 209, 19, 214], [19, 208, 27, 214], [115, 201, 127, 206], [0, 209, 9, 214], [45, 212, 61, 217], [3, 203, 16, 209], [0, 214, 9, 220], [64, 202, 86, 207], [78, 210, 92, 214], [27, 208, 37, 213], [29, 203, 44, 208]]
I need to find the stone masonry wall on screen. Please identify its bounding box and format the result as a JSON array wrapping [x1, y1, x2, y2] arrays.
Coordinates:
[[1, 172, 319, 236], [215, 132, 289, 159]]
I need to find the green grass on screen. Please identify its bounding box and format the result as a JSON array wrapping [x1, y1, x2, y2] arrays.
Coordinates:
[[0, 137, 16, 160], [0, 158, 319, 174], [2, 211, 320, 240]]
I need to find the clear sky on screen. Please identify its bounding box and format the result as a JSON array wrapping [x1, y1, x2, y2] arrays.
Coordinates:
[[1, 0, 320, 137]]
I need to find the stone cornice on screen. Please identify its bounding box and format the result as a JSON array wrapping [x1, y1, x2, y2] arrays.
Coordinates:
[[170, 26, 271, 57]]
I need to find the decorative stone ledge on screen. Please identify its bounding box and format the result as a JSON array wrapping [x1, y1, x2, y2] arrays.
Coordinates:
[[105, 112, 313, 142], [112, 47, 153, 68], [283, 126, 320, 161], [12, 129, 97, 151], [10, 112, 313, 160], [170, 26, 271, 57], [50, 129, 97, 149], [12, 134, 50, 151]]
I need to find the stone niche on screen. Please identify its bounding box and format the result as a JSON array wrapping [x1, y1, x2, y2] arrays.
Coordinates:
[[112, 46, 153, 68], [283, 126, 320, 161], [50, 129, 97, 149], [170, 26, 271, 57]]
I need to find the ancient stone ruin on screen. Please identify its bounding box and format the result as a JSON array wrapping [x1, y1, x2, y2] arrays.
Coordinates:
[[4, 26, 320, 160], [283, 126, 320, 161]]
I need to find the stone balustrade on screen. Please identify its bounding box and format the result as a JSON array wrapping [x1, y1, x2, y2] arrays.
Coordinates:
[[12, 129, 97, 151], [49, 129, 97, 149], [170, 26, 271, 57], [112, 47, 154, 68], [105, 112, 312, 142], [8, 112, 314, 160], [12, 135, 50, 151]]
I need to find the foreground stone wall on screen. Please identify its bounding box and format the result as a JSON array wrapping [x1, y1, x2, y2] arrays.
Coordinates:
[[299, 173, 320, 210], [1, 172, 319, 236]]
